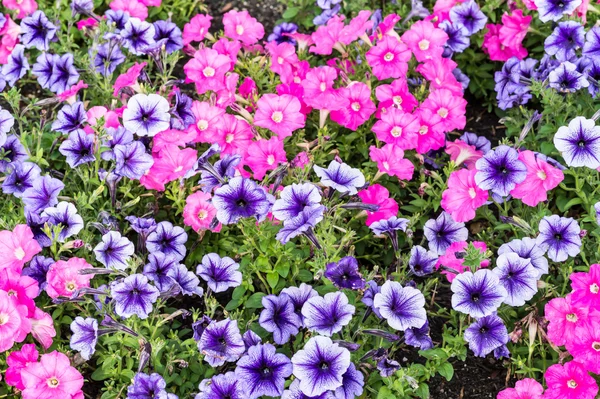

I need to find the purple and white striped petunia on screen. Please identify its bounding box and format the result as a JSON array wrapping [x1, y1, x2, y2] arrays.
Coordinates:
[[272, 183, 322, 222], [196, 253, 242, 293], [196, 372, 244, 399], [197, 318, 245, 367], [373, 281, 427, 331], [536, 215, 581, 262], [146, 221, 187, 260], [123, 94, 171, 137], [302, 291, 355, 336], [58, 129, 96, 168], [554, 116, 600, 168], [213, 177, 272, 225], [111, 274, 160, 319], [498, 237, 548, 279], [451, 269, 507, 318], [464, 313, 509, 357], [114, 141, 153, 180], [69, 317, 98, 360], [313, 161, 366, 195], [423, 212, 468, 255], [40, 201, 84, 242], [475, 145, 527, 197], [234, 343, 293, 399], [259, 293, 302, 345], [492, 253, 538, 306], [324, 256, 366, 290], [94, 231, 135, 270]]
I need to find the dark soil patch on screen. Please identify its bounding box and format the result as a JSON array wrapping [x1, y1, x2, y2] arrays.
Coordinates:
[[462, 93, 502, 145], [205, 0, 284, 35]]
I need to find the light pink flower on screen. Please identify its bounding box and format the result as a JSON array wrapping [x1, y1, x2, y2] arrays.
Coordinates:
[[109, 0, 147, 20], [375, 79, 418, 117], [365, 36, 411, 80], [482, 24, 527, 62], [570, 264, 600, 311], [369, 144, 414, 181], [416, 57, 463, 95], [183, 14, 212, 45], [266, 41, 298, 77], [245, 137, 287, 180], [0, 290, 30, 352], [153, 129, 197, 151], [544, 294, 589, 347], [30, 307, 56, 349], [441, 169, 488, 223], [497, 378, 544, 399], [436, 241, 489, 282], [45, 257, 93, 299], [415, 108, 445, 154], [357, 184, 399, 226], [301, 66, 347, 111], [214, 114, 253, 156], [285, 32, 313, 51], [2, 0, 37, 19], [212, 38, 242, 70], [150, 144, 197, 182], [510, 150, 564, 207], [184, 48, 231, 95], [6, 343, 38, 390], [330, 82, 375, 131], [566, 317, 600, 373], [340, 10, 372, 44], [21, 351, 84, 399], [499, 10, 531, 50], [191, 101, 226, 143], [113, 62, 146, 97], [292, 151, 310, 169], [310, 15, 345, 55], [223, 10, 264, 45], [279, 59, 310, 86], [277, 82, 312, 116], [254, 94, 305, 138], [445, 139, 483, 169], [372, 108, 419, 150], [183, 191, 219, 233], [420, 89, 466, 132], [0, 224, 41, 274], [401, 20, 448, 62], [543, 361, 598, 399], [138, 0, 160, 7], [215, 72, 240, 108]]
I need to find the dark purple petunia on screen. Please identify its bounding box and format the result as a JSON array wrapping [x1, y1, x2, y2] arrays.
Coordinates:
[[2, 45, 29, 87], [127, 216, 157, 244], [192, 315, 213, 341], [199, 154, 240, 192], [460, 132, 491, 154], [2, 162, 41, 197], [272, 183, 322, 222], [0, 135, 28, 173], [153, 20, 182, 54], [101, 126, 134, 161], [377, 357, 400, 378], [170, 91, 195, 130], [548, 61, 589, 92], [583, 27, 600, 60], [123, 93, 171, 137], [554, 116, 600, 168], [94, 231, 135, 270], [52, 101, 87, 134], [168, 264, 203, 296], [451, 269, 507, 318], [197, 318, 245, 367], [242, 330, 262, 350], [405, 320, 434, 350], [534, 0, 582, 22], [196, 253, 242, 293], [105, 9, 129, 31], [146, 221, 187, 260], [439, 20, 470, 57], [334, 362, 364, 399], [280, 283, 318, 326], [361, 280, 382, 318], [22, 255, 54, 291], [302, 291, 355, 336], [494, 344, 510, 359], [114, 141, 153, 180], [536, 215, 581, 262], [196, 372, 243, 399], [267, 22, 298, 44], [585, 59, 600, 98], [111, 274, 160, 319], [40, 201, 84, 242], [324, 256, 365, 290], [20, 11, 57, 51], [314, 161, 365, 195], [59, 129, 96, 168], [449, 0, 487, 35], [121, 17, 156, 55], [49, 53, 80, 94], [32, 52, 56, 89], [22, 175, 65, 215], [408, 245, 438, 276], [213, 177, 272, 225], [474, 145, 527, 197], [127, 372, 174, 399], [25, 212, 52, 247], [498, 237, 548, 278], [494, 57, 522, 99], [423, 211, 468, 255], [259, 293, 302, 345], [276, 204, 325, 246], [143, 252, 179, 292], [291, 336, 351, 397], [92, 41, 126, 76], [544, 21, 584, 62], [369, 216, 409, 253], [70, 317, 98, 360], [235, 343, 293, 399], [373, 281, 427, 331], [492, 253, 538, 306], [464, 314, 509, 357]]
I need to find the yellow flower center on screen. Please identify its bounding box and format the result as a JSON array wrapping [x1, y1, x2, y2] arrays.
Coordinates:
[[567, 379, 578, 389], [198, 210, 208, 220], [391, 126, 403, 137], [591, 283, 599, 294], [437, 108, 448, 118], [351, 102, 361, 112], [418, 39, 430, 50], [203, 66, 215, 77], [271, 111, 283, 123], [47, 377, 60, 388], [384, 52, 394, 62], [66, 282, 76, 292], [419, 126, 428, 135], [197, 120, 208, 131], [236, 25, 244, 35], [7, 289, 16, 297], [593, 342, 600, 351], [14, 247, 25, 261], [392, 96, 403, 106], [566, 313, 578, 322], [537, 170, 547, 180]]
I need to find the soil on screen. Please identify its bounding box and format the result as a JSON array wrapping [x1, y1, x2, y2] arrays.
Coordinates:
[[205, 0, 284, 35]]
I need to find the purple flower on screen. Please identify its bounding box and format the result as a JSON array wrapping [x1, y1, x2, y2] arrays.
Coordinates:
[[106, 9, 129, 30], [494, 57, 522, 99], [94, 231, 135, 270], [143, 252, 179, 291], [369, 216, 409, 252], [213, 177, 272, 225], [127, 372, 173, 399], [549, 61, 589, 92], [22, 255, 53, 292], [291, 336, 350, 397], [423, 212, 468, 255], [498, 237, 548, 279], [235, 343, 293, 399], [22, 175, 65, 215], [377, 357, 400, 377], [492, 253, 538, 306], [268, 22, 298, 44], [409, 245, 438, 276], [314, 161, 365, 195], [200, 154, 241, 193], [302, 291, 355, 336], [451, 269, 507, 318], [439, 20, 470, 57], [92, 41, 126, 76], [71, 0, 94, 16], [168, 264, 203, 296], [282, 379, 332, 399], [170, 91, 194, 130], [281, 283, 318, 326], [276, 204, 325, 246], [361, 280, 381, 318], [583, 27, 600, 60], [475, 145, 527, 196], [272, 183, 322, 222], [192, 315, 213, 341], [536, 215, 581, 262], [197, 319, 245, 367], [25, 212, 52, 247], [333, 362, 364, 399], [243, 330, 262, 350], [464, 314, 509, 357], [534, 0, 582, 22], [120, 17, 155, 55], [554, 116, 600, 168], [101, 126, 134, 160], [405, 320, 434, 350], [111, 274, 160, 319], [153, 20, 182, 54], [114, 141, 153, 180], [40, 201, 84, 242], [59, 129, 96, 168], [196, 253, 242, 293], [259, 293, 302, 345], [0, 135, 27, 173], [0, 14, 5, 31], [2, 162, 41, 197], [373, 281, 427, 331], [585, 60, 600, 98], [123, 94, 170, 137], [2, 45, 29, 87], [49, 53, 80, 94], [32, 52, 55, 89], [52, 101, 87, 134], [449, 0, 487, 35], [324, 256, 365, 290], [20, 11, 57, 51], [0, 107, 13, 141], [70, 317, 98, 360], [146, 221, 187, 260], [196, 372, 243, 399], [544, 21, 584, 62]]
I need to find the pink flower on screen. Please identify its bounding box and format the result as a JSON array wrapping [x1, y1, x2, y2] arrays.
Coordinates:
[[482, 24, 527, 62], [369, 144, 414, 181], [266, 41, 298, 77], [254, 94, 305, 139], [21, 351, 84, 399], [373, 13, 401, 40], [566, 318, 600, 373], [416, 57, 463, 95], [6, 344, 39, 390], [401, 20, 448, 62], [2, 0, 37, 19], [215, 72, 240, 109], [445, 139, 483, 169], [138, 0, 160, 7], [45, 257, 93, 299], [0, 289, 30, 351], [153, 129, 197, 151], [570, 264, 600, 311], [76, 17, 98, 30], [420, 89, 466, 132], [375, 79, 418, 117], [330, 82, 376, 131], [415, 108, 445, 154], [286, 33, 313, 51], [357, 184, 399, 226], [543, 361, 598, 399], [191, 101, 225, 143], [0, 269, 38, 315], [310, 15, 345, 55], [212, 38, 242, 69], [437, 241, 489, 282], [239, 77, 257, 99], [545, 294, 589, 347], [184, 48, 231, 95], [113, 62, 146, 97], [497, 379, 544, 399], [223, 10, 264, 45], [340, 10, 372, 44], [365, 36, 411, 80], [29, 307, 56, 349], [372, 108, 419, 150], [183, 14, 213, 45], [183, 191, 219, 233], [245, 137, 287, 180], [214, 114, 253, 155], [301, 66, 347, 111], [277, 82, 312, 116], [0, 224, 41, 274], [150, 144, 197, 182], [441, 169, 488, 223], [0, 20, 19, 64], [432, 0, 461, 22], [58, 80, 88, 104], [510, 150, 564, 207], [292, 151, 310, 169], [109, 0, 147, 20], [498, 10, 531, 50]]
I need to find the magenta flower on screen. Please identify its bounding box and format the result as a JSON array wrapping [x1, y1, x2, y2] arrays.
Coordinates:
[[6, 344, 39, 390], [497, 379, 543, 399], [184, 47, 231, 94], [0, 290, 30, 352], [21, 351, 83, 399], [365, 36, 411, 80], [254, 94, 305, 138], [420, 89, 467, 133], [0, 224, 42, 274], [330, 82, 375, 131], [544, 294, 587, 347], [510, 150, 564, 206], [223, 10, 264, 45], [375, 79, 418, 117], [441, 169, 488, 223], [369, 144, 414, 181], [372, 108, 419, 150], [544, 361, 598, 399], [301, 66, 347, 111], [401, 20, 448, 62], [191, 101, 225, 143], [245, 137, 287, 180], [182, 14, 212, 45], [213, 114, 253, 156], [357, 184, 399, 226]]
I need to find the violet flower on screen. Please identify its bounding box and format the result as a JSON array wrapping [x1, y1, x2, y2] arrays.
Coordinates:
[[405, 320, 434, 350], [2, 45, 30, 87], [153, 20, 182, 54], [213, 177, 272, 225], [2, 162, 41, 197], [69, 317, 99, 360], [544, 21, 585, 62], [114, 141, 153, 180], [111, 274, 160, 319], [59, 129, 96, 168], [167, 264, 203, 296], [498, 237, 548, 278], [120, 17, 156, 55], [408, 245, 438, 276], [554, 116, 600, 168], [334, 363, 364, 399], [451, 269, 507, 318], [548, 61, 589, 93], [302, 291, 355, 336], [143, 252, 179, 292], [314, 161, 366, 195], [146, 221, 187, 260], [423, 212, 468, 255], [127, 372, 174, 399], [40, 201, 84, 242], [22, 175, 65, 215], [52, 102, 87, 134], [49, 53, 80, 94], [324, 256, 365, 290], [474, 145, 527, 196], [267, 22, 298, 44], [259, 293, 302, 345], [196, 253, 242, 293], [449, 0, 487, 35], [92, 42, 126, 76], [276, 204, 325, 247], [536, 215, 581, 262], [534, 0, 582, 22], [123, 94, 171, 137], [0, 135, 28, 173], [464, 314, 509, 357], [234, 343, 292, 399], [272, 183, 322, 222], [492, 253, 538, 306], [20, 11, 57, 51], [373, 281, 427, 331], [196, 372, 243, 399], [280, 283, 318, 326], [94, 231, 135, 270], [197, 319, 245, 367]]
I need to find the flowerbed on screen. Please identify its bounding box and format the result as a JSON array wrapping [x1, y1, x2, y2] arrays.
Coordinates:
[[0, 0, 599, 398]]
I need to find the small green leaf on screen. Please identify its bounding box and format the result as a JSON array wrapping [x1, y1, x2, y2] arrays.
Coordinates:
[[282, 6, 300, 19], [438, 362, 454, 381], [267, 271, 279, 288], [415, 383, 430, 399], [245, 292, 266, 308]]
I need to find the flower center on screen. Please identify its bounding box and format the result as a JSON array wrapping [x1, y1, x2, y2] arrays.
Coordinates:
[[66, 282, 76, 292], [271, 111, 284, 123], [319, 82, 327, 92], [351, 102, 361, 112], [383, 161, 390, 170], [392, 95, 402, 106], [591, 283, 599, 294], [391, 126, 402, 137], [419, 126, 428, 135], [567, 379, 578, 389], [47, 377, 60, 388], [197, 120, 208, 131], [277, 57, 284, 65], [418, 39, 430, 50], [437, 108, 448, 118], [202, 66, 215, 77], [225, 134, 234, 143], [198, 209, 208, 220], [593, 342, 600, 351], [537, 170, 547, 180], [0, 313, 9, 326], [267, 155, 275, 165], [174, 166, 183, 173], [236, 25, 244, 35], [566, 313, 578, 322], [7, 289, 16, 296], [14, 247, 25, 260], [384, 52, 394, 62], [468, 188, 477, 199]]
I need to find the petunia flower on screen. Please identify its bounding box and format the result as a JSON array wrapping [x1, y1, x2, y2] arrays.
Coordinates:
[[22, 175, 65, 215], [198, 318, 245, 367], [184, 47, 231, 95], [123, 94, 170, 137], [408, 245, 438, 277], [314, 160, 365, 195], [475, 145, 527, 196], [372, 108, 419, 150], [510, 150, 564, 206], [441, 169, 488, 223], [182, 14, 212, 45], [196, 253, 242, 293], [45, 257, 93, 299], [235, 343, 292, 399], [554, 116, 600, 168], [21, 351, 83, 399], [302, 291, 355, 336], [259, 294, 302, 345], [40, 201, 84, 242], [222, 10, 264, 45], [59, 129, 96, 168], [2, 45, 30, 87], [423, 211, 468, 255], [94, 231, 135, 270], [357, 184, 398, 226], [497, 379, 544, 399], [464, 314, 509, 357], [324, 256, 365, 290], [111, 274, 159, 319], [69, 317, 98, 360], [245, 137, 287, 180], [146, 221, 187, 260], [365, 36, 411, 80], [536, 215, 581, 262], [20, 11, 57, 51], [449, 0, 487, 34], [401, 20, 448, 62], [369, 144, 415, 180], [534, 0, 582, 22], [498, 237, 548, 279], [543, 361, 598, 399], [373, 281, 427, 331]]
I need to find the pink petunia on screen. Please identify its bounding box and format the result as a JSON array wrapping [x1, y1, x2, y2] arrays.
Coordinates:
[[223, 10, 264, 45], [76, 17, 98, 31], [420, 89, 467, 133], [401, 20, 448, 62], [570, 264, 600, 311], [441, 169, 488, 223], [183, 191, 219, 233], [373, 13, 401, 41], [2, 0, 37, 19], [416, 57, 463, 95], [0, 289, 30, 352], [0, 19, 20, 65], [45, 257, 93, 299], [190, 101, 226, 143], [414, 108, 445, 154], [245, 137, 287, 180], [330, 82, 376, 131], [184, 48, 231, 95], [310, 15, 345, 55], [372, 108, 419, 150], [149, 144, 197, 183], [544, 294, 589, 347], [254, 94, 305, 139], [214, 114, 253, 156], [510, 150, 564, 207], [239, 77, 257, 99], [30, 307, 56, 350], [0, 269, 38, 315], [301, 66, 347, 111], [357, 184, 399, 226], [482, 24, 527, 62], [543, 361, 598, 399], [182, 14, 213, 45], [498, 10, 531, 50], [339, 10, 372, 44], [445, 139, 483, 169], [6, 344, 39, 390], [109, 0, 147, 20], [292, 151, 310, 169], [113, 62, 146, 97], [21, 351, 84, 399], [369, 144, 414, 181], [566, 317, 600, 373], [153, 129, 197, 151], [0, 224, 41, 274], [431, 0, 461, 22], [497, 378, 544, 399], [266, 41, 298, 77], [375, 79, 418, 117], [365, 36, 411, 80], [138, 0, 160, 7], [436, 241, 489, 282], [212, 38, 242, 70]]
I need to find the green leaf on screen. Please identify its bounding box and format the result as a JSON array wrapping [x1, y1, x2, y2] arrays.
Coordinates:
[[282, 6, 300, 19], [415, 383, 430, 399], [267, 271, 279, 288], [91, 366, 112, 381], [297, 269, 313, 282], [245, 292, 266, 308], [275, 262, 290, 278], [376, 387, 397, 399], [438, 362, 454, 381]]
